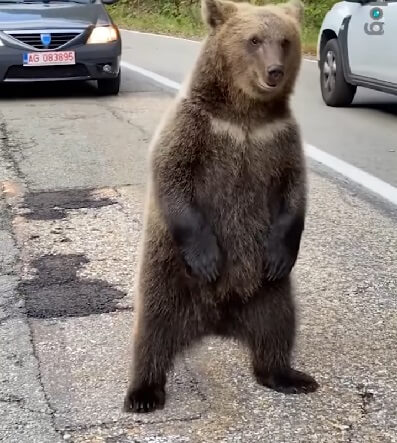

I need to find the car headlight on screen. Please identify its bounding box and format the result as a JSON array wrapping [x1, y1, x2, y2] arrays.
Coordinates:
[[0, 39, 3, 47], [87, 25, 118, 44]]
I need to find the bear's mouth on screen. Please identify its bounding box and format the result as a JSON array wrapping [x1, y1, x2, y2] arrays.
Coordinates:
[[257, 80, 278, 92]]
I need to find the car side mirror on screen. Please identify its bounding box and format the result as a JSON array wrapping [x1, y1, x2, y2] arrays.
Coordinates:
[[102, 0, 118, 5]]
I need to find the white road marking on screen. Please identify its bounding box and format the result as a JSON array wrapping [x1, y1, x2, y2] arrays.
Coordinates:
[[305, 144, 397, 205], [121, 62, 397, 207], [121, 28, 200, 44], [121, 61, 181, 90]]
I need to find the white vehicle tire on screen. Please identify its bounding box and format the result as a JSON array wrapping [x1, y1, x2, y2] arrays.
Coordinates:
[[320, 38, 357, 107]]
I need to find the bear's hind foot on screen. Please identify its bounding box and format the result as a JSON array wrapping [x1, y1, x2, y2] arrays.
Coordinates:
[[123, 384, 166, 413], [256, 367, 319, 394]]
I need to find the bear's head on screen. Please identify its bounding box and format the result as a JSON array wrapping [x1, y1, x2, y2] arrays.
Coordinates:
[[201, 0, 304, 102]]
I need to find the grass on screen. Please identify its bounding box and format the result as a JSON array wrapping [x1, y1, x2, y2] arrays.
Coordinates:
[[109, 8, 206, 39], [107, 1, 321, 56], [301, 27, 319, 55]]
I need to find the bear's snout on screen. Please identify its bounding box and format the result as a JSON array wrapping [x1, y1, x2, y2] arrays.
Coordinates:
[[267, 64, 285, 86]]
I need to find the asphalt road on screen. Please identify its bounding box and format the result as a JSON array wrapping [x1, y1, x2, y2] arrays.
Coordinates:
[[0, 31, 397, 443]]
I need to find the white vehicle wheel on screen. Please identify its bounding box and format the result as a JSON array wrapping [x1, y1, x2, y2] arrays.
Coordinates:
[[320, 38, 356, 107]]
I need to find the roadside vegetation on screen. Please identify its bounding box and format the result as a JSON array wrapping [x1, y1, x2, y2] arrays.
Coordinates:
[[108, 0, 338, 54]]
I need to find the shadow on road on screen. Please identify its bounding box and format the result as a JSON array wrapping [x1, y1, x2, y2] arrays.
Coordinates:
[[350, 101, 397, 117], [19, 253, 128, 319], [352, 88, 397, 116], [0, 80, 100, 101]]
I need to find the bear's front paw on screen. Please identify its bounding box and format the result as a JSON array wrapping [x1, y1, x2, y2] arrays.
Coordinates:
[[264, 240, 296, 281], [123, 384, 165, 413], [182, 229, 222, 283]]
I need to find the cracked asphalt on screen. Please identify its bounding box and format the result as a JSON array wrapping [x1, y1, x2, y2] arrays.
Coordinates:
[[1, 68, 397, 443]]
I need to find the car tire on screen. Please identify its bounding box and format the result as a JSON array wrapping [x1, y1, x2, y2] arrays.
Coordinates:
[[320, 38, 356, 107], [97, 71, 120, 96]]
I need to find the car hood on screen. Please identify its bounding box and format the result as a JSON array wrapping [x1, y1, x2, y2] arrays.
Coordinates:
[[0, 2, 111, 30]]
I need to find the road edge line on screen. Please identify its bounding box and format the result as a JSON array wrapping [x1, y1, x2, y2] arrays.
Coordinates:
[[304, 144, 397, 205], [121, 60, 397, 207], [120, 28, 200, 44], [121, 61, 181, 91]]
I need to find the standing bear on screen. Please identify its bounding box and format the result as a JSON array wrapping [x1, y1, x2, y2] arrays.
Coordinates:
[[124, 0, 319, 413]]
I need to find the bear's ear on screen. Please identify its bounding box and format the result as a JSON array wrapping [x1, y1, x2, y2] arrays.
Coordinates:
[[202, 0, 237, 29], [280, 0, 304, 25]]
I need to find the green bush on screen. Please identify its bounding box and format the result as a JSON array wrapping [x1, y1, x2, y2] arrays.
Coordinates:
[[112, 0, 337, 22], [108, 0, 340, 52]]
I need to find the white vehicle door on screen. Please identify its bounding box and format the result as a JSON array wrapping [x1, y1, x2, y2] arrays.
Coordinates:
[[347, 0, 396, 83]]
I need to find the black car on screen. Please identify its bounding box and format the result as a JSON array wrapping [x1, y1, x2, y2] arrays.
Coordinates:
[[0, 0, 121, 95]]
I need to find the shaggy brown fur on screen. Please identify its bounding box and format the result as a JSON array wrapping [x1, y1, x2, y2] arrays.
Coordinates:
[[124, 0, 319, 413]]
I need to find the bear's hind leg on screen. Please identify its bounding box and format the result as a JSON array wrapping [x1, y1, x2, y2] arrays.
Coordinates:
[[124, 286, 199, 413], [233, 278, 319, 394]]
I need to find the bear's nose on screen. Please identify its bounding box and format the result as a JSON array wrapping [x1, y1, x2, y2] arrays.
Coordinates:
[[267, 65, 284, 86]]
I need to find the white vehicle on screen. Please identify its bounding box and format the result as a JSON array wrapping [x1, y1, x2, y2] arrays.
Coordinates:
[[316, 0, 397, 106]]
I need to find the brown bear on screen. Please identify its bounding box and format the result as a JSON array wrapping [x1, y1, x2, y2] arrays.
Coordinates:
[[124, 0, 319, 413]]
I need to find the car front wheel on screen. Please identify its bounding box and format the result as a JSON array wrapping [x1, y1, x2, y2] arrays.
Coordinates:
[[320, 38, 356, 107], [97, 71, 120, 96]]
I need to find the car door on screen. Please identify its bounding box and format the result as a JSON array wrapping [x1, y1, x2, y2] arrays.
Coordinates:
[[347, 0, 396, 83]]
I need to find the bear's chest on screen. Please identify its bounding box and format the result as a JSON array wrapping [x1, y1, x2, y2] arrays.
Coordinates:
[[196, 117, 290, 202]]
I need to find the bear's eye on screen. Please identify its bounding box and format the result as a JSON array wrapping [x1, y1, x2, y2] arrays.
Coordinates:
[[250, 37, 260, 46]]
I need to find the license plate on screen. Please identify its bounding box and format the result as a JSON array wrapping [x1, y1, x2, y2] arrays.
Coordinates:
[[23, 51, 75, 66]]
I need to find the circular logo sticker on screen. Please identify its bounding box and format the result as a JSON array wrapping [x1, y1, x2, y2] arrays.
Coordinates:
[[370, 7, 383, 20]]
